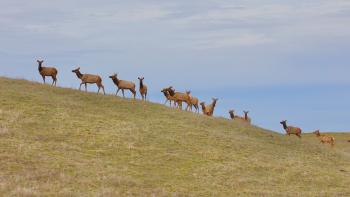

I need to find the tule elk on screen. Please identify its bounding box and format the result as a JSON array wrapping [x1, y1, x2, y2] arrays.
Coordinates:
[[313, 130, 335, 147], [37, 60, 58, 86], [280, 120, 302, 138], [229, 110, 251, 124], [138, 77, 148, 101], [110, 74, 136, 99], [185, 91, 199, 113], [72, 67, 105, 94], [206, 98, 218, 116]]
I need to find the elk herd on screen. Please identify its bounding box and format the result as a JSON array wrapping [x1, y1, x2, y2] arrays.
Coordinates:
[[37, 59, 337, 147]]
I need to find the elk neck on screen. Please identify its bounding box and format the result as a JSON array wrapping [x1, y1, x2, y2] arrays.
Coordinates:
[[75, 70, 83, 79], [139, 80, 144, 88], [38, 62, 43, 72], [281, 122, 287, 130]]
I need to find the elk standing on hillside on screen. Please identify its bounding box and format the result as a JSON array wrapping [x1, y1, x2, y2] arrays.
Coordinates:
[[162, 87, 190, 110], [37, 60, 58, 86], [185, 91, 199, 113], [109, 74, 136, 99], [280, 120, 302, 138], [138, 77, 148, 101], [313, 130, 335, 147], [161, 86, 176, 107], [72, 67, 105, 94]]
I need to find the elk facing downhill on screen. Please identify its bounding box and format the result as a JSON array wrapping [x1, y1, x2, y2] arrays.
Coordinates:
[[37, 60, 58, 86]]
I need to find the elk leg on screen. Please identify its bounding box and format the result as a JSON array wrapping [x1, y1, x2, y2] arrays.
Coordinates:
[[131, 89, 136, 99], [85, 83, 87, 92], [102, 85, 105, 95], [178, 101, 182, 110], [42, 76, 45, 84], [122, 89, 125, 97], [79, 82, 83, 91], [116, 88, 120, 95]]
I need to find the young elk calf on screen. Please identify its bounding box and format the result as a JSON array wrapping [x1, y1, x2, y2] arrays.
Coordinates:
[[110, 74, 136, 99], [313, 130, 335, 147], [72, 67, 105, 94], [280, 120, 302, 138], [138, 77, 148, 101], [37, 60, 58, 86]]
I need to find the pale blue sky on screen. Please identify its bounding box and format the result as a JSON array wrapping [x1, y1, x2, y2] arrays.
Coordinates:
[[0, 0, 349, 132]]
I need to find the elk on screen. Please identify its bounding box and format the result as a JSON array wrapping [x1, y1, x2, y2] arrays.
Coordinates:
[[200, 102, 210, 115], [229, 110, 251, 124], [161, 86, 177, 107], [185, 91, 199, 113], [109, 74, 136, 99], [167, 88, 191, 110], [72, 67, 105, 94], [243, 111, 252, 124], [37, 60, 58, 86], [138, 77, 148, 101], [313, 130, 335, 147], [280, 120, 302, 138], [206, 98, 218, 116]]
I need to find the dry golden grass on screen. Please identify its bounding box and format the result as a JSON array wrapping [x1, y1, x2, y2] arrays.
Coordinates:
[[0, 77, 349, 196]]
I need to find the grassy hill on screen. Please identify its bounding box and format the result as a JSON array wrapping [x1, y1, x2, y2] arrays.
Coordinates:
[[0, 77, 349, 196]]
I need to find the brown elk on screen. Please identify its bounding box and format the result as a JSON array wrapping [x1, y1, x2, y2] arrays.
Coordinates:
[[72, 67, 105, 94], [229, 110, 251, 124], [200, 102, 208, 115], [185, 91, 199, 113], [206, 98, 218, 116], [164, 87, 190, 110], [109, 74, 136, 99], [37, 60, 58, 86], [161, 86, 176, 107], [243, 111, 252, 124], [138, 77, 148, 101], [313, 130, 335, 147], [280, 120, 302, 138]]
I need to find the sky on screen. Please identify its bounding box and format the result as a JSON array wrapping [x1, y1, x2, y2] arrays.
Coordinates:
[[0, 0, 349, 132]]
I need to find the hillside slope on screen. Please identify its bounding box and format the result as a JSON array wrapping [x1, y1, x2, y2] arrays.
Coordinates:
[[0, 77, 349, 196]]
